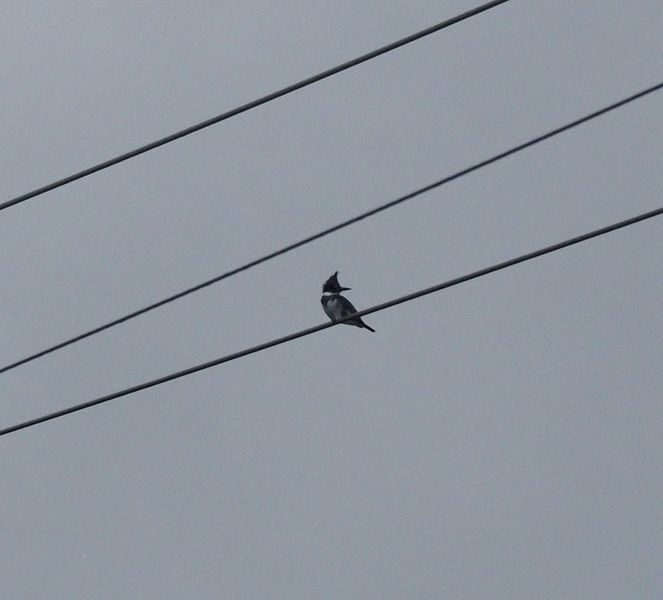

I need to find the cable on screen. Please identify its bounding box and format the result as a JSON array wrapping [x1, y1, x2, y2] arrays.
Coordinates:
[[2, 80, 662, 375], [1, 0, 510, 213], [1, 205, 660, 437]]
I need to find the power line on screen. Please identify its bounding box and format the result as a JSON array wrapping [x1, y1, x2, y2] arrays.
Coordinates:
[[2, 80, 662, 375], [1, 0, 510, 213], [1, 204, 660, 437]]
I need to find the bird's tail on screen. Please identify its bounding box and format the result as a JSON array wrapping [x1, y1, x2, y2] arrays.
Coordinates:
[[362, 323, 376, 333]]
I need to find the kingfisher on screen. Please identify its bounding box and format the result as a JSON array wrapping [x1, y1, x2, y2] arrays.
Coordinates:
[[320, 271, 375, 332]]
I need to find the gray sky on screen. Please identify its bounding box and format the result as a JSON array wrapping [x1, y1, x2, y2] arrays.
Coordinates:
[[2, 1, 662, 598]]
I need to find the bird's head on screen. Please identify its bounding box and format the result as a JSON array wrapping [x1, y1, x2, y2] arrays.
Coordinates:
[[322, 271, 351, 293]]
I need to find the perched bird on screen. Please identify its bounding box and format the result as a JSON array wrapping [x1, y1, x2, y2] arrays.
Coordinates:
[[320, 271, 375, 332]]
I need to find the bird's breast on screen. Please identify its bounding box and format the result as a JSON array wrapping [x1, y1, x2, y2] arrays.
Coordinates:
[[322, 296, 343, 319]]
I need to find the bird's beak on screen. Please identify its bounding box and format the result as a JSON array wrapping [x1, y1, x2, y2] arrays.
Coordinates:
[[340, 286, 351, 291]]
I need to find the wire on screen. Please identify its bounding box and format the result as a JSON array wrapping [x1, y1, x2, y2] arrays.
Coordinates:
[[2, 80, 662, 375], [1, 0, 510, 213], [1, 205, 660, 437]]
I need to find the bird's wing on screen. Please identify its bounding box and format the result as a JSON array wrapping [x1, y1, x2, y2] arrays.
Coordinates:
[[338, 295, 359, 315]]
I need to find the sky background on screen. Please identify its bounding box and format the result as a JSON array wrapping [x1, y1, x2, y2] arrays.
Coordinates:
[[2, 1, 662, 598]]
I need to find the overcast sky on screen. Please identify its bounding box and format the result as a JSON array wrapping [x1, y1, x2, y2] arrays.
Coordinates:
[[2, 1, 662, 598]]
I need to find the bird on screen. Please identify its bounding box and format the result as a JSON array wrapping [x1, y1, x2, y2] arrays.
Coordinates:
[[320, 271, 375, 332]]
